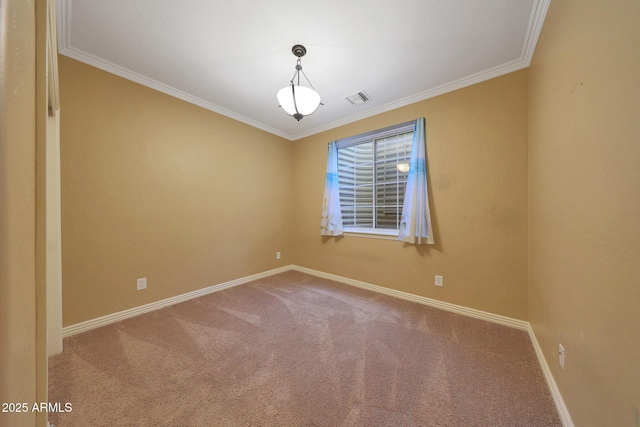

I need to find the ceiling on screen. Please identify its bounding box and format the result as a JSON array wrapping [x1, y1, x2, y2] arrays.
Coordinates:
[[57, 0, 550, 141]]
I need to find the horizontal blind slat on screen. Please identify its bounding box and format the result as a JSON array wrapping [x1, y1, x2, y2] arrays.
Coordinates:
[[335, 121, 415, 232]]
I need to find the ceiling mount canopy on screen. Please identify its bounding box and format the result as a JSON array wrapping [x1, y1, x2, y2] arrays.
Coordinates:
[[291, 44, 306, 58], [277, 44, 322, 121]]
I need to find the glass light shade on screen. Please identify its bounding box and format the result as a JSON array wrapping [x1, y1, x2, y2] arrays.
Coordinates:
[[277, 85, 321, 117]]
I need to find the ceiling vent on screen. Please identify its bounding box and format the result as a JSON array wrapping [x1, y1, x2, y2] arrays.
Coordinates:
[[346, 91, 371, 106]]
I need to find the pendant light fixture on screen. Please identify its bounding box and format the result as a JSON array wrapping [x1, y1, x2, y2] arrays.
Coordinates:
[[277, 45, 321, 121]]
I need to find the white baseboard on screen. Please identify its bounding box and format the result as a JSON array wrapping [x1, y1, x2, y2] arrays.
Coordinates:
[[293, 265, 572, 426], [62, 265, 293, 337], [61, 263, 572, 426], [527, 324, 575, 427], [292, 265, 529, 330]]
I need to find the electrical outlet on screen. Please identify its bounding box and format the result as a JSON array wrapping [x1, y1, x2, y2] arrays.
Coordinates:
[[435, 275, 443, 287], [559, 343, 565, 369], [276, 251, 281, 260], [137, 278, 147, 291]]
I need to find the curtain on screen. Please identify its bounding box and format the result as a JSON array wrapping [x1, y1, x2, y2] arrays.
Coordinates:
[[320, 141, 343, 236], [398, 118, 434, 244]]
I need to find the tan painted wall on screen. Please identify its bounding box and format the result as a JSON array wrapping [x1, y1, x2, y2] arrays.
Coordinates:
[[293, 70, 529, 320], [59, 56, 293, 326], [529, 1, 640, 425], [35, 1, 50, 424], [0, 1, 39, 426]]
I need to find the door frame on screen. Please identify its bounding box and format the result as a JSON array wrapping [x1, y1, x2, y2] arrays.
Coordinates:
[[46, 0, 62, 357]]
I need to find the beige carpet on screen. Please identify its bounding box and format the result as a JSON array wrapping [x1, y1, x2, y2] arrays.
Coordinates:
[[49, 271, 561, 426]]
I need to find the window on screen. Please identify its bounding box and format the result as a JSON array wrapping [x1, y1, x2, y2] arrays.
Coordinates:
[[336, 121, 415, 235], [321, 117, 433, 243]]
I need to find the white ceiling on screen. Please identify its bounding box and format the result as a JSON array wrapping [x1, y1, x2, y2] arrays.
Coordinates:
[[57, 0, 550, 141]]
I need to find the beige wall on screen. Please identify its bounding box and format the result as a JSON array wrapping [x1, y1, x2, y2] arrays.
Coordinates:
[[529, 0, 640, 425], [59, 56, 293, 325], [0, 1, 47, 426], [293, 70, 529, 320], [35, 1, 49, 424], [54, 3, 640, 422]]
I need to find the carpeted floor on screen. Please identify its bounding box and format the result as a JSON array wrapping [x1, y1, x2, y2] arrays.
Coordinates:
[[48, 271, 561, 426]]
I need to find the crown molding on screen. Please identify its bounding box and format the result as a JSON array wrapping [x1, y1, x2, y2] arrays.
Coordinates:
[[58, 46, 293, 140], [291, 0, 551, 141], [289, 57, 528, 140], [57, 0, 292, 140], [57, 0, 550, 142], [522, 0, 551, 67]]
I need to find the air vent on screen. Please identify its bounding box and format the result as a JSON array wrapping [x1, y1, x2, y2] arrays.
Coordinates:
[[346, 91, 371, 106]]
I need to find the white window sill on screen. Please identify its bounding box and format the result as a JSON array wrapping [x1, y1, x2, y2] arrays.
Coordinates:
[[343, 227, 399, 241]]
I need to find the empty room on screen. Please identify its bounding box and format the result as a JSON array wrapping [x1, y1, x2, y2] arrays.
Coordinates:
[[1, 0, 638, 426]]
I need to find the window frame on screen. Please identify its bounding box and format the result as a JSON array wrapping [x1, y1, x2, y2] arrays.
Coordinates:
[[335, 120, 416, 237]]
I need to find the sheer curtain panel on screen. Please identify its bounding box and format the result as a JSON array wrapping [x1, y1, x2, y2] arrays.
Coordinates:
[[320, 141, 344, 236], [398, 118, 434, 244]]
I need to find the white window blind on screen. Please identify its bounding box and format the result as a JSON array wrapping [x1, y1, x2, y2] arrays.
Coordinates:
[[336, 121, 414, 233]]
